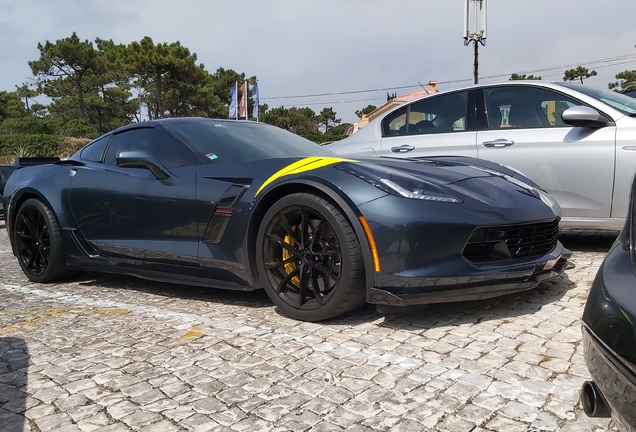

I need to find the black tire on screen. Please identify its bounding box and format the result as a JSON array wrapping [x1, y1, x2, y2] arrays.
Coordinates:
[[256, 192, 366, 321], [13, 198, 71, 283]]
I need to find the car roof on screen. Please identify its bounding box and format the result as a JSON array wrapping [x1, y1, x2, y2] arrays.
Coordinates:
[[111, 117, 243, 134], [362, 81, 626, 124]]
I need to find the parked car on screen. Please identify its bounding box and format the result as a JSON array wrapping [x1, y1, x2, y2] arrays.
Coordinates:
[[3, 118, 570, 321], [0, 164, 16, 219], [581, 174, 636, 431], [327, 81, 636, 231]]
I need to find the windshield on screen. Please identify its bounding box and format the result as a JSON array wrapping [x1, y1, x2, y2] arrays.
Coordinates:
[[561, 83, 636, 115], [623, 89, 636, 99], [164, 119, 335, 164]]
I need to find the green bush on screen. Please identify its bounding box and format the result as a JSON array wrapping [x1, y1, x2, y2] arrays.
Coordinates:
[[0, 134, 65, 157], [58, 137, 91, 157]]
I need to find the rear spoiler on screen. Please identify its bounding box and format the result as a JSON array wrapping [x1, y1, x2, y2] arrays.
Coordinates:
[[14, 157, 61, 169]]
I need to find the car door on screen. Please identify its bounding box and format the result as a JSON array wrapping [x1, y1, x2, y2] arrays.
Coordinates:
[[476, 85, 616, 220], [379, 90, 478, 158], [67, 126, 200, 266]]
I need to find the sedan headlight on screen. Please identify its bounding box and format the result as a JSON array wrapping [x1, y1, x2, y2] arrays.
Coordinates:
[[338, 163, 461, 203]]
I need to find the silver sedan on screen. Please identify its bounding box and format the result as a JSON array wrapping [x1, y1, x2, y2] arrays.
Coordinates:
[[327, 81, 636, 231]]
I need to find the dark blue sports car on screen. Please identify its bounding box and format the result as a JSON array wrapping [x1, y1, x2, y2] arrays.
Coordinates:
[[3, 118, 570, 321]]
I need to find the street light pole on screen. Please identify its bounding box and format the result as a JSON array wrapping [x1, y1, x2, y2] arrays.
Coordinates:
[[463, 0, 487, 85]]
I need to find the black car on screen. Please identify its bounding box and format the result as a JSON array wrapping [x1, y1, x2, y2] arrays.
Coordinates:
[[581, 175, 636, 431], [3, 118, 570, 321], [0, 164, 16, 219]]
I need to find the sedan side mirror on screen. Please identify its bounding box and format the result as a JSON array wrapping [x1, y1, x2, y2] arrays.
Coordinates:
[[116, 150, 171, 180], [561, 106, 610, 128]]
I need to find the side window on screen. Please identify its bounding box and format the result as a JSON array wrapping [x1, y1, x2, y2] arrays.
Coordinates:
[[382, 92, 469, 137], [407, 91, 468, 135], [104, 128, 182, 168], [540, 100, 578, 127], [485, 87, 581, 130], [382, 107, 407, 137], [80, 136, 110, 162]]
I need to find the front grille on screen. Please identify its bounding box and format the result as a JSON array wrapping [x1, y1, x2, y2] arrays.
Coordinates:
[[463, 218, 559, 263]]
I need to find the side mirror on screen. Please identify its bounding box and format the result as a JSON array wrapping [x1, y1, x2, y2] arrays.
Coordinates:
[[116, 150, 171, 180], [561, 106, 610, 128]]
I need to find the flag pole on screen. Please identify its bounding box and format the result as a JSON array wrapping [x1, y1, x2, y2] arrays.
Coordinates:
[[244, 80, 248, 120], [235, 81, 238, 120]]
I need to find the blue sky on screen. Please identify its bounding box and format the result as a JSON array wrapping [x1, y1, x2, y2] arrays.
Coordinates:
[[1, 0, 636, 123]]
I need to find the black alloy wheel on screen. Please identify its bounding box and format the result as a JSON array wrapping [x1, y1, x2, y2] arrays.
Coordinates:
[[14, 198, 70, 283], [257, 193, 365, 321]]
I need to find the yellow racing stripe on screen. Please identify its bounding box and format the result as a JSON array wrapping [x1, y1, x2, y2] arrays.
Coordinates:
[[255, 157, 356, 196]]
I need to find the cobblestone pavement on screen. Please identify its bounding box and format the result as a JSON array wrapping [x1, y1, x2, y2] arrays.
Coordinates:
[[0, 222, 622, 432]]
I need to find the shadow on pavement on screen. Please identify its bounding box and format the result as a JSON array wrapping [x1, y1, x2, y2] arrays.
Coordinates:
[[558, 230, 618, 253], [330, 272, 579, 330], [39, 231, 610, 327], [70, 262, 578, 328], [0, 337, 29, 432], [74, 272, 274, 309]]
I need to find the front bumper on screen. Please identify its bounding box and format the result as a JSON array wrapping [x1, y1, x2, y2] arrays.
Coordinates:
[[367, 242, 571, 306]]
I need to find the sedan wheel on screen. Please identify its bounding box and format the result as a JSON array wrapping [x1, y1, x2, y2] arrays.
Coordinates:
[[257, 193, 365, 321], [14, 198, 71, 283]]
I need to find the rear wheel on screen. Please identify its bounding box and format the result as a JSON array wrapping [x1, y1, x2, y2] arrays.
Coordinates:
[[256, 193, 366, 321], [14, 198, 71, 283]]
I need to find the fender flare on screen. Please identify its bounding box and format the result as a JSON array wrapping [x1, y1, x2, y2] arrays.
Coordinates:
[[251, 177, 376, 292]]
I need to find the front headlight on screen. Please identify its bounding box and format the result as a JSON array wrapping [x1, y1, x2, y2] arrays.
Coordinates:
[[338, 163, 461, 203], [536, 189, 562, 216]]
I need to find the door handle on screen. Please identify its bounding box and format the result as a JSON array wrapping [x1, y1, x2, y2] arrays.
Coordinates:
[[482, 139, 514, 148], [391, 145, 415, 153]]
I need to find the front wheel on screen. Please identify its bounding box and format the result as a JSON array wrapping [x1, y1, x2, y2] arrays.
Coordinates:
[[256, 193, 366, 321], [13, 198, 72, 283]]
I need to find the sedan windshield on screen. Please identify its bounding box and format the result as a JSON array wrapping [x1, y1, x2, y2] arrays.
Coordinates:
[[562, 83, 636, 116], [164, 119, 335, 164]]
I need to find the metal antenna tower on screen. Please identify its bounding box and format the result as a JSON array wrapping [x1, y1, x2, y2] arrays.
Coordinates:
[[463, 0, 487, 85]]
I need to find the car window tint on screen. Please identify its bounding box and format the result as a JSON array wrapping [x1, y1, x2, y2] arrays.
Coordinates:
[[623, 89, 636, 99], [561, 83, 636, 115], [540, 100, 578, 126], [105, 127, 182, 168], [164, 120, 334, 164], [80, 136, 110, 162], [407, 91, 468, 135], [383, 107, 408, 137], [485, 87, 580, 129]]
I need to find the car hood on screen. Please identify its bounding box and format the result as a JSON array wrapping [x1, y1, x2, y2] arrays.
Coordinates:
[[356, 156, 524, 185], [345, 156, 561, 213]]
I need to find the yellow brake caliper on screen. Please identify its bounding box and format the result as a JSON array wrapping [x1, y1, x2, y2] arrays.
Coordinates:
[[283, 228, 300, 287]]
